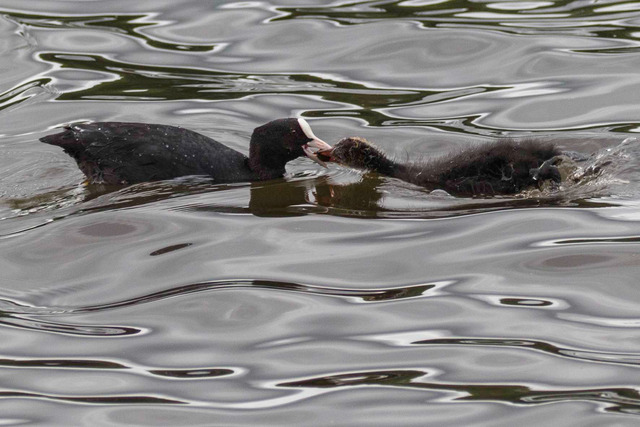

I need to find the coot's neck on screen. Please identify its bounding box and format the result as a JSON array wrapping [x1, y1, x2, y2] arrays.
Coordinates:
[[248, 136, 291, 180], [355, 148, 405, 178], [369, 155, 402, 177]]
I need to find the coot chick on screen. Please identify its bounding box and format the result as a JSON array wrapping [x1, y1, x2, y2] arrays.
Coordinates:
[[40, 118, 331, 185], [316, 137, 563, 196]]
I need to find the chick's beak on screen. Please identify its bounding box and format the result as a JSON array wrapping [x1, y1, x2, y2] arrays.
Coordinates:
[[303, 137, 332, 168], [315, 147, 333, 163]]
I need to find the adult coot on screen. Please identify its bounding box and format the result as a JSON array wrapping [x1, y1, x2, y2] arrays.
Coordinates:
[[40, 118, 332, 185], [316, 137, 563, 196]]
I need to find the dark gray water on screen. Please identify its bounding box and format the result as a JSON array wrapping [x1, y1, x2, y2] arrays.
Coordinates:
[[2, 0, 640, 425]]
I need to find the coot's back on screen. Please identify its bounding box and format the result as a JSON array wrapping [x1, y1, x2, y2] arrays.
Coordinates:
[[40, 122, 254, 185]]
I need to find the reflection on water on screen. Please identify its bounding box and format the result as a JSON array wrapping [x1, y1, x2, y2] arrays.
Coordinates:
[[273, 0, 640, 41], [4, 132, 637, 220], [3, 0, 640, 425], [281, 368, 640, 415]]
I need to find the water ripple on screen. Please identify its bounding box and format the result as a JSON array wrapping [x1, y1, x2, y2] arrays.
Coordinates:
[[0, 390, 186, 405], [35, 51, 448, 128], [0, 357, 127, 370], [0, 279, 449, 317], [3, 0, 640, 423], [536, 235, 640, 247], [148, 368, 235, 379], [0, 354, 239, 380], [0, 312, 142, 337], [271, 0, 640, 45], [0, 77, 52, 112], [412, 337, 640, 368], [279, 368, 640, 414], [2, 9, 218, 52]]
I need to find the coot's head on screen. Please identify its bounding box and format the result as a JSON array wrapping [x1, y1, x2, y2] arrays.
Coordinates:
[[316, 137, 386, 170], [249, 118, 331, 179]]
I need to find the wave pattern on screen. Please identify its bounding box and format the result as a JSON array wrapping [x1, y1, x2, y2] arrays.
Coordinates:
[[280, 369, 640, 415], [273, 0, 640, 43], [2, 0, 640, 425]]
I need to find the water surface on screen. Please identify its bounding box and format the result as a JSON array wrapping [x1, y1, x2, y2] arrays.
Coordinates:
[[2, 0, 640, 425]]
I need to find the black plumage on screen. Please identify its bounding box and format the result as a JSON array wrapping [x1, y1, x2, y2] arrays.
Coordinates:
[[317, 137, 563, 196], [40, 118, 331, 185]]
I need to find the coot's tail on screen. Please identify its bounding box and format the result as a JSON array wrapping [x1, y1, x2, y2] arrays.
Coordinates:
[[40, 125, 83, 156]]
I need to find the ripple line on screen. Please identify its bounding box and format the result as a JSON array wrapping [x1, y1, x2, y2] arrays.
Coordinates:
[[279, 368, 640, 415], [271, 0, 640, 45], [413, 337, 640, 368], [149, 368, 235, 379], [0, 355, 239, 380], [2, 9, 217, 52], [0, 78, 52, 112], [0, 358, 127, 370], [0, 313, 142, 337], [0, 390, 185, 405], [537, 235, 640, 247], [0, 280, 445, 317]]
